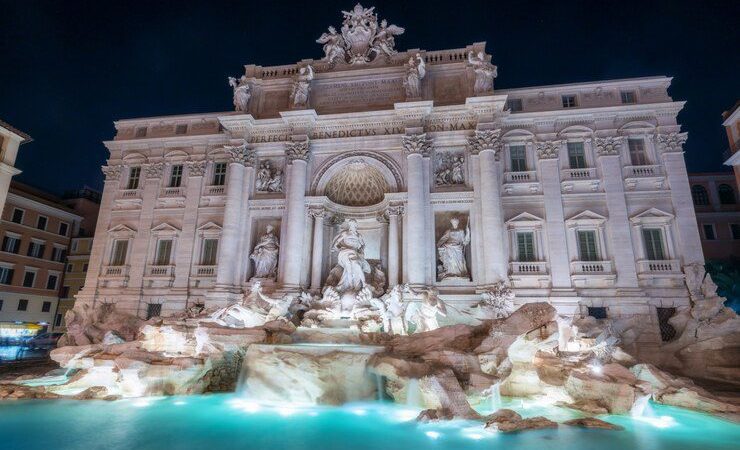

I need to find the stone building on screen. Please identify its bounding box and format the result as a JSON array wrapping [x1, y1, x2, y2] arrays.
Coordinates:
[[722, 101, 740, 188], [77, 6, 706, 349], [0, 182, 82, 338], [688, 172, 740, 261], [0, 120, 31, 216]]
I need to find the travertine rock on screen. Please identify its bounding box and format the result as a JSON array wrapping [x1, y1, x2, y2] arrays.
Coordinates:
[[563, 417, 623, 430], [417, 368, 481, 420]]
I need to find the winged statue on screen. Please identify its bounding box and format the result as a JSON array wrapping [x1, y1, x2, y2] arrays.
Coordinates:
[[371, 19, 405, 59], [316, 26, 346, 65]]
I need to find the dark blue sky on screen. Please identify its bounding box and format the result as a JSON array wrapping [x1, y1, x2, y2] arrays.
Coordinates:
[[1, 0, 738, 195]]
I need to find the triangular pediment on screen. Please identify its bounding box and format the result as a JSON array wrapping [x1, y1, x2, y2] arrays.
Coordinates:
[[567, 210, 607, 222], [630, 208, 674, 223], [506, 212, 544, 224], [197, 221, 222, 232], [151, 222, 180, 233], [107, 224, 137, 235]]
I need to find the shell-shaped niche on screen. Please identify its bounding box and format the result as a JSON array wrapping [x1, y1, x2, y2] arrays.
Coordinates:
[[324, 160, 389, 207]]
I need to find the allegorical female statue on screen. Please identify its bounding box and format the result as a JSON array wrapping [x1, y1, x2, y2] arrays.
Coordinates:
[[250, 225, 280, 279], [228, 76, 251, 112], [330, 219, 371, 292], [436, 217, 471, 280]]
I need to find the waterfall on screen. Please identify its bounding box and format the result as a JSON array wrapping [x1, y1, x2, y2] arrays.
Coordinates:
[[631, 393, 653, 418], [489, 382, 502, 411], [63, 347, 92, 377], [373, 373, 386, 401], [406, 379, 420, 407]]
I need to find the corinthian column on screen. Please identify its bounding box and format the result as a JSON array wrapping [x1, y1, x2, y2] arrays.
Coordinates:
[[469, 130, 507, 285], [402, 133, 432, 286], [385, 205, 404, 287], [214, 143, 255, 292], [280, 139, 311, 288], [308, 207, 326, 291]]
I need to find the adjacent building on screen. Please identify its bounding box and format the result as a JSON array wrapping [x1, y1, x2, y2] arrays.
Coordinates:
[[688, 172, 740, 261], [723, 101, 740, 189], [0, 120, 31, 216], [77, 6, 707, 354], [0, 182, 82, 339]]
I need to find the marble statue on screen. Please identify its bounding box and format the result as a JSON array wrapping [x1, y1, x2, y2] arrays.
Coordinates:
[[290, 65, 314, 108], [329, 219, 371, 293], [404, 53, 425, 98], [250, 225, 280, 279], [406, 288, 447, 332], [317, 4, 404, 65], [467, 51, 497, 94], [255, 161, 283, 193], [316, 26, 346, 65], [380, 284, 408, 334], [228, 76, 251, 112], [436, 217, 471, 280], [435, 154, 465, 186], [469, 282, 515, 320]]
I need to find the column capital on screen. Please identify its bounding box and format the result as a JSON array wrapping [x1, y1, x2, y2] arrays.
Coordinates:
[[186, 160, 207, 177], [535, 140, 561, 160], [386, 204, 405, 217], [654, 132, 688, 154], [286, 139, 311, 163], [594, 136, 624, 157], [143, 162, 165, 179], [402, 133, 432, 157], [307, 206, 326, 219], [467, 129, 501, 156], [224, 142, 257, 167], [102, 164, 123, 181]]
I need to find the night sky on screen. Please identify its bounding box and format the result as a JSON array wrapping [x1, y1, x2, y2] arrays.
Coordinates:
[[1, 0, 738, 195]]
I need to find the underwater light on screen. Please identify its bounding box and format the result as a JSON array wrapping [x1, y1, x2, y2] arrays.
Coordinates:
[[351, 408, 368, 416], [588, 362, 603, 375], [173, 400, 187, 406], [394, 409, 419, 421], [635, 415, 677, 429], [425, 431, 441, 440], [132, 399, 152, 408], [276, 406, 297, 417]]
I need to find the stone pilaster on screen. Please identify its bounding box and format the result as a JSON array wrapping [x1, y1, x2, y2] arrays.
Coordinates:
[[594, 136, 639, 288], [308, 207, 326, 291], [402, 133, 431, 286], [280, 139, 311, 288], [385, 205, 404, 287], [173, 160, 206, 290]]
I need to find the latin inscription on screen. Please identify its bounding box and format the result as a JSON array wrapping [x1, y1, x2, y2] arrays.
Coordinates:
[[311, 78, 405, 109]]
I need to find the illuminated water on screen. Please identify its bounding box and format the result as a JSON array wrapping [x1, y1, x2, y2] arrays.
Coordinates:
[[0, 394, 738, 450]]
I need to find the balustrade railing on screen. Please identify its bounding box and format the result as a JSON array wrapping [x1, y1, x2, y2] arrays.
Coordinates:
[[637, 259, 680, 273], [562, 168, 597, 180], [624, 165, 662, 178], [510, 261, 548, 274], [504, 171, 536, 183], [193, 265, 217, 277], [570, 260, 613, 274]]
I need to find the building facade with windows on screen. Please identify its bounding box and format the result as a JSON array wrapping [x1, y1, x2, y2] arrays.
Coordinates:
[[722, 101, 740, 189], [76, 9, 706, 351], [688, 172, 740, 260], [0, 182, 82, 338], [0, 120, 31, 217]]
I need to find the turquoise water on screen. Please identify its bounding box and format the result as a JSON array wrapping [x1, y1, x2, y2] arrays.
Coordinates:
[[0, 394, 738, 450]]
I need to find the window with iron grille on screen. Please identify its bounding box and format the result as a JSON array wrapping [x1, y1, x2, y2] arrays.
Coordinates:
[[642, 228, 666, 260], [147, 303, 162, 320], [656, 307, 677, 342], [562, 95, 577, 108], [169, 165, 184, 187], [213, 162, 227, 186], [516, 232, 536, 262], [577, 230, 599, 261], [620, 90, 636, 104], [567, 142, 586, 169], [127, 167, 141, 189], [628, 138, 648, 166], [509, 145, 527, 172], [587, 307, 607, 319]]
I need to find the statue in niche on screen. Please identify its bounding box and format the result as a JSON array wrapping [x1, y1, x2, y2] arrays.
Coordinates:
[[435, 154, 465, 186], [316, 26, 346, 66], [228, 76, 251, 112], [290, 65, 314, 108], [250, 225, 280, 279], [467, 51, 497, 95], [436, 217, 471, 280], [255, 161, 284, 193], [404, 53, 426, 98], [405, 288, 448, 332], [330, 219, 371, 292]]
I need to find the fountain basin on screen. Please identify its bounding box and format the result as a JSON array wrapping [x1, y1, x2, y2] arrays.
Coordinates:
[[241, 343, 384, 405]]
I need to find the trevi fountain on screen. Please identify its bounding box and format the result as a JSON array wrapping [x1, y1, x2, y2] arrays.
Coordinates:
[[1, 5, 738, 450]]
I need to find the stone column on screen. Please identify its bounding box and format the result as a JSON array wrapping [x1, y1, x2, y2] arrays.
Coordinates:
[[280, 140, 311, 288], [469, 130, 507, 285], [535, 141, 572, 290], [657, 133, 704, 266], [308, 207, 325, 291], [173, 160, 206, 289], [402, 134, 432, 286], [385, 205, 404, 287], [595, 137, 639, 288]]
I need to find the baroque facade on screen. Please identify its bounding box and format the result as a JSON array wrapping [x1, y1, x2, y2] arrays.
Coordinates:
[[78, 5, 705, 348]]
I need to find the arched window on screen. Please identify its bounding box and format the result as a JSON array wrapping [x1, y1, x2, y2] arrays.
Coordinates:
[[718, 184, 736, 205], [691, 185, 709, 206]]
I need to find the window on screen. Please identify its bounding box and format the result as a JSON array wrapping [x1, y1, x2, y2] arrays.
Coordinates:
[[17, 299, 28, 311], [27, 241, 45, 259], [567, 142, 587, 169], [587, 306, 607, 319], [718, 184, 736, 204], [154, 239, 173, 266], [146, 303, 162, 320], [66, 263, 73, 273], [110, 240, 129, 266], [36, 216, 48, 231], [46, 274, 58, 290], [71, 240, 78, 252], [0, 299, 3, 311], [516, 232, 536, 262], [509, 145, 527, 172], [169, 165, 184, 187], [22, 271, 36, 288], [620, 90, 636, 104], [2, 235, 20, 254], [11, 208, 24, 224], [562, 95, 577, 108], [83, 263, 88, 272], [54, 314, 63, 327], [577, 230, 599, 261], [41, 301, 51, 312], [642, 228, 666, 260], [60, 286, 70, 298], [656, 307, 677, 342], [201, 238, 218, 265], [691, 185, 709, 206], [175, 124, 188, 135], [127, 167, 141, 190], [506, 98, 523, 112], [213, 162, 227, 186], [702, 224, 716, 241], [58, 222, 69, 236], [628, 138, 648, 166], [135, 127, 148, 138], [731, 224, 740, 240], [0, 267, 13, 284], [51, 246, 66, 262]]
